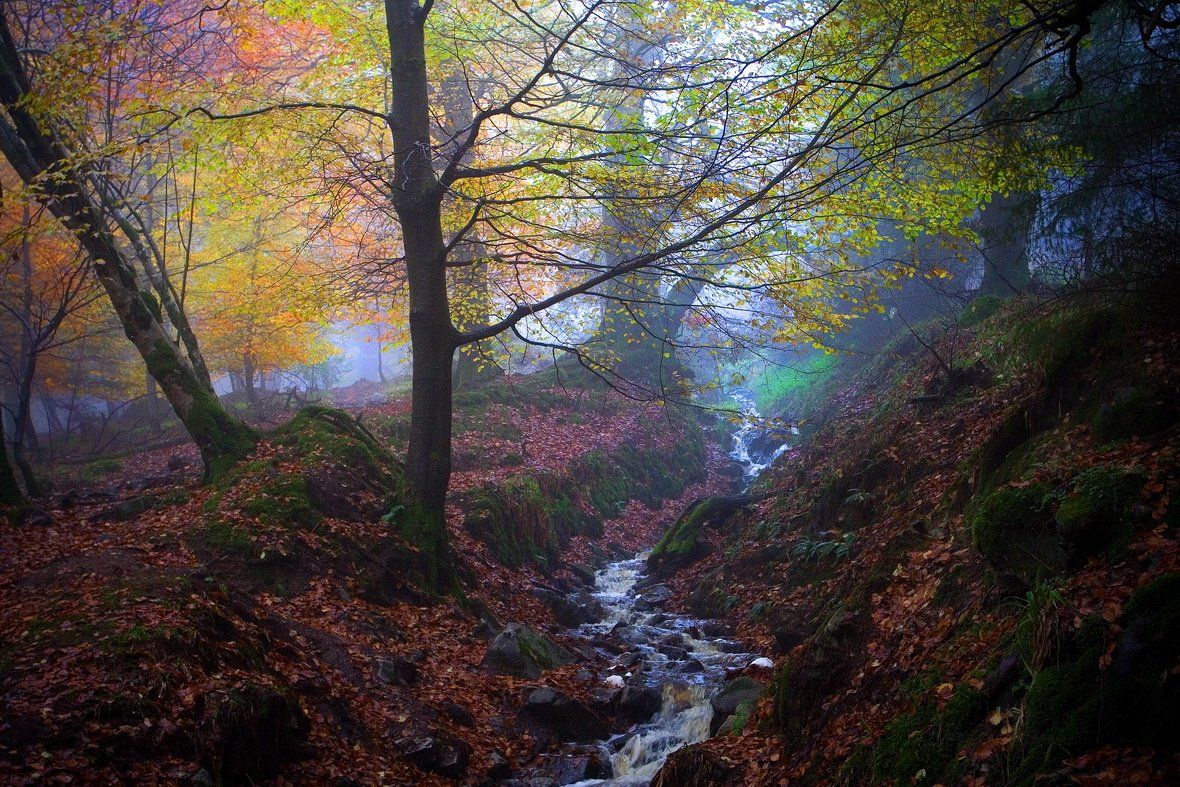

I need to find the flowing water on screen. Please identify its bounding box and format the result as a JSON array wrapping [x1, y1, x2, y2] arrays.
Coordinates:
[[548, 395, 794, 786]]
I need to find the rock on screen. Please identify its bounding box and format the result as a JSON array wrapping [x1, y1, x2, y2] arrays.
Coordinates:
[[709, 676, 764, 735], [187, 769, 215, 787], [471, 620, 498, 641], [59, 489, 116, 509], [680, 658, 706, 674], [90, 494, 160, 523], [395, 734, 472, 779], [521, 687, 609, 742], [651, 743, 735, 786], [487, 749, 513, 780], [567, 563, 597, 586], [659, 645, 689, 661], [532, 587, 603, 627], [376, 656, 418, 686], [604, 675, 625, 688], [482, 624, 574, 679], [749, 657, 774, 669], [440, 701, 475, 728], [617, 685, 663, 722], [641, 585, 674, 606], [535, 747, 611, 783]]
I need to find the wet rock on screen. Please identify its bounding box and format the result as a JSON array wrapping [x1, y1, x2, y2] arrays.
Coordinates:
[[641, 585, 674, 606], [709, 676, 764, 735], [568, 563, 597, 586], [680, 658, 706, 674], [659, 645, 689, 661], [375, 656, 418, 686], [521, 687, 609, 742], [534, 748, 611, 783], [481, 624, 574, 679], [532, 588, 603, 627], [651, 743, 735, 786], [617, 685, 663, 722], [395, 734, 472, 779]]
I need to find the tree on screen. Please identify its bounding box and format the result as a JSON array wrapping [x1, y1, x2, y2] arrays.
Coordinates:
[[0, 3, 257, 477]]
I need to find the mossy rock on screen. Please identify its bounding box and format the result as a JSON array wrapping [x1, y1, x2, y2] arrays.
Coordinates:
[[480, 623, 574, 679], [1091, 385, 1175, 443], [1013, 573, 1180, 781], [1055, 464, 1146, 566], [869, 686, 985, 785], [969, 483, 1063, 587]]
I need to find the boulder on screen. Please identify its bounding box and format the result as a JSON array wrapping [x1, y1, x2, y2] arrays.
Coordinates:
[[395, 734, 472, 779], [481, 624, 574, 679], [617, 685, 663, 722], [709, 676, 764, 735], [521, 687, 609, 742], [375, 655, 418, 686]]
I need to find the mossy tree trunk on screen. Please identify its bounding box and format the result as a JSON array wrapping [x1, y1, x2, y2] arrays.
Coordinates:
[[0, 13, 256, 479], [386, 0, 458, 590]]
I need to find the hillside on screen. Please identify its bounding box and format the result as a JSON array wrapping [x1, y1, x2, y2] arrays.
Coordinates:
[[649, 290, 1180, 785]]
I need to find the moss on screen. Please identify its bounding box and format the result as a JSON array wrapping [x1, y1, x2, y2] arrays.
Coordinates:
[[649, 500, 710, 562], [1055, 464, 1145, 565], [1091, 385, 1175, 442], [80, 458, 123, 481], [240, 474, 319, 529], [959, 293, 1006, 327], [200, 520, 255, 558], [969, 482, 1063, 584], [870, 687, 985, 785], [516, 625, 572, 672], [1013, 573, 1180, 781]]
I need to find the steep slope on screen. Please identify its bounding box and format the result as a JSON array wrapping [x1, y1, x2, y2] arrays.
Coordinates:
[[653, 291, 1180, 785]]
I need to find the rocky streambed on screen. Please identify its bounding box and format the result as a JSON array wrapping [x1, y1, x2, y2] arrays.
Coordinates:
[[506, 551, 771, 786]]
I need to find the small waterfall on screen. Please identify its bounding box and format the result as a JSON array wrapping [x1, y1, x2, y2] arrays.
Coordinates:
[[728, 390, 795, 481], [560, 554, 753, 786]]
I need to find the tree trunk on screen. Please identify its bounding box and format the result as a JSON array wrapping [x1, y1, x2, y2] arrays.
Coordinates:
[[0, 14, 256, 478], [0, 419, 21, 506], [978, 190, 1035, 296], [386, 0, 457, 589]]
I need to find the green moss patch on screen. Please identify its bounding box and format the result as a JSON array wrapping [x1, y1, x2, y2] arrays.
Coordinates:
[[969, 483, 1064, 586]]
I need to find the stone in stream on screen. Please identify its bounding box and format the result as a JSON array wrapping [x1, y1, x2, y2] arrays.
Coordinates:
[[617, 685, 663, 722], [680, 658, 706, 674], [521, 687, 610, 742], [530, 588, 603, 626], [481, 624, 574, 679], [709, 676, 765, 735]]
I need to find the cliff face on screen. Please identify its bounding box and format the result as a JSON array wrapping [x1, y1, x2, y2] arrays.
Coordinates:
[[656, 292, 1180, 785]]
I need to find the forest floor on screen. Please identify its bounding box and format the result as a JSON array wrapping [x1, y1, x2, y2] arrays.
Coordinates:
[[2, 292, 1178, 787], [0, 381, 734, 785]]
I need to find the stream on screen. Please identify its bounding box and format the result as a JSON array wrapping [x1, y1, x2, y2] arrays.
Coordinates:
[[540, 394, 792, 786]]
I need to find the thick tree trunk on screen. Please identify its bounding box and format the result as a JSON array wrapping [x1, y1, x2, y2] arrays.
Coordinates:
[[387, 0, 458, 589], [0, 15, 256, 478], [978, 190, 1035, 296]]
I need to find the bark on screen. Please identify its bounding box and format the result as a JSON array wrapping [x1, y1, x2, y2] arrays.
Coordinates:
[[978, 190, 1035, 296], [386, 0, 458, 589], [0, 13, 255, 478], [0, 418, 21, 506]]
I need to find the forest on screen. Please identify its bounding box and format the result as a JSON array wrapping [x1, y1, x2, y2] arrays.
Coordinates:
[[0, 0, 1177, 784]]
